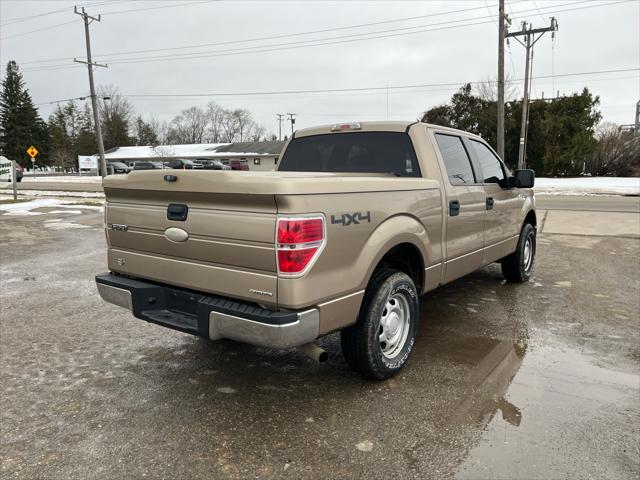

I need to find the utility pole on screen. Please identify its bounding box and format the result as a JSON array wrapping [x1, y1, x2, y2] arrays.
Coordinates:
[[276, 113, 284, 140], [287, 113, 296, 135], [497, 0, 505, 160], [507, 17, 558, 169], [74, 6, 108, 177]]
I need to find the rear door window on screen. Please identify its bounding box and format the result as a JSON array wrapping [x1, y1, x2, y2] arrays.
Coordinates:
[[279, 132, 421, 177], [434, 134, 476, 185]]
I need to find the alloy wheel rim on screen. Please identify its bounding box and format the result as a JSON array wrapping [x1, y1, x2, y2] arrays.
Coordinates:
[[378, 293, 411, 359]]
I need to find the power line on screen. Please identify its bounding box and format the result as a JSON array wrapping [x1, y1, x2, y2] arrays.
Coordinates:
[[120, 68, 639, 98], [1, 20, 77, 41], [35, 72, 637, 107], [100, 0, 215, 16], [15, 1, 526, 66], [531, 0, 549, 22], [0, 1, 213, 39], [14, 0, 625, 70], [0, 1, 121, 26], [21, 0, 630, 74]]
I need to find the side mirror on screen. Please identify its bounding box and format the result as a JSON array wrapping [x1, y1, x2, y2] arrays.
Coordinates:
[[513, 169, 535, 188]]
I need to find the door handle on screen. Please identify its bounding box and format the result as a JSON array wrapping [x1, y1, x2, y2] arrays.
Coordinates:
[[449, 200, 460, 217], [486, 197, 494, 210]]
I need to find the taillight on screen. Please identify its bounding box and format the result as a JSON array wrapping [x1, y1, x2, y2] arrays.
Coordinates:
[[276, 216, 325, 276]]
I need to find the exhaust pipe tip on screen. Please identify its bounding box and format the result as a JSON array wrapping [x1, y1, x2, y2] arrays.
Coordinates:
[[297, 343, 328, 363]]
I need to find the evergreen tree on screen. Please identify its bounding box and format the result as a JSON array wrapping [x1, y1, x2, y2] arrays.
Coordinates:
[[0, 61, 49, 167], [77, 103, 97, 155], [421, 85, 602, 175], [97, 85, 133, 149], [132, 116, 159, 146]]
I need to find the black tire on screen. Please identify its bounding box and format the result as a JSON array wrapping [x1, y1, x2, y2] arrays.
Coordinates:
[[501, 223, 536, 282], [340, 269, 419, 380]]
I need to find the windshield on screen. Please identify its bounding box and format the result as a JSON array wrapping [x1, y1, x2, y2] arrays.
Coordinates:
[[278, 132, 421, 177]]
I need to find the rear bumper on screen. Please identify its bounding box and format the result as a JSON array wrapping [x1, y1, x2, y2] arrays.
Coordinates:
[[95, 273, 319, 348]]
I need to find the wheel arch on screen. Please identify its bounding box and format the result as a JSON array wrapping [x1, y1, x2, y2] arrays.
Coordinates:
[[358, 214, 433, 295], [523, 209, 537, 229]]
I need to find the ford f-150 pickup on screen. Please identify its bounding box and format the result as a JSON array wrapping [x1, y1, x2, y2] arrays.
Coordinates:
[[96, 121, 536, 379]]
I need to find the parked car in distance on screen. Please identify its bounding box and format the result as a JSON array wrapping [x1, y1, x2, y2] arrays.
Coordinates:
[[130, 161, 168, 170], [165, 159, 202, 170], [199, 159, 232, 170], [229, 159, 249, 170], [97, 121, 536, 380], [107, 162, 131, 175]]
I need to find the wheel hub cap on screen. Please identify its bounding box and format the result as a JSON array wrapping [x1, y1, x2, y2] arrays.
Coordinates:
[[378, 294, 411, 360]]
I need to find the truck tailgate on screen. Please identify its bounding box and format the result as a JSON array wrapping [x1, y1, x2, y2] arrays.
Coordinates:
[[103, 171, 278, 306]]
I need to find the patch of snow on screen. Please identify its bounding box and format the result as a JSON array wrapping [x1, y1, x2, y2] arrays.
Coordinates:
[[44, 221, 90, 230], [535, 177, 639, 196], [0, 190, 105, 199], [0, 198, 73, 215], [24, 176, 102, 183], [0, 198, 102, 216], [47, 209, 83, 215]]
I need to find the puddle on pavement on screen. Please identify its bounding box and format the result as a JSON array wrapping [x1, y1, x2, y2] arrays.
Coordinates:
[[455, 344, 640, 480]]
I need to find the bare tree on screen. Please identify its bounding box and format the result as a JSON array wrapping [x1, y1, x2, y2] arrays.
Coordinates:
[[232, 109, 253, 142], [167, 106, 207, 144], [586, 122, 640, 176], [205, 101, 225, 143], [475, 75, 518, 102], [219, 109, 239, 142], [249, 123, 266, 141]]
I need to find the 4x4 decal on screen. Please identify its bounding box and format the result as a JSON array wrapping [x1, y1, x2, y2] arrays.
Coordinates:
[[331, 211, 371, 226]]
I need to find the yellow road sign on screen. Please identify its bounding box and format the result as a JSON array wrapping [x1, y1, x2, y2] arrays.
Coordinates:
[[26, 146, 39, 158]]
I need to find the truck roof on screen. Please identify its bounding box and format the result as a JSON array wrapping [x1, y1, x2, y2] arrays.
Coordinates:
[[294, 121, 484, 141]]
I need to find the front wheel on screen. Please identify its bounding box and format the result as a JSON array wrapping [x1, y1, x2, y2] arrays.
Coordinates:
[[340, 269, 419, 380], [501, 223, 536, 282]]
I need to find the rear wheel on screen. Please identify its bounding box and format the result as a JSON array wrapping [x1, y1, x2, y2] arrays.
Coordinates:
[[340, 269, 419, 380], [501, 223, 536, 282]]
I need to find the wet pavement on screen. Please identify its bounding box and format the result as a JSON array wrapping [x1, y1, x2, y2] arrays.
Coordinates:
[[1, 201, 639, 479]]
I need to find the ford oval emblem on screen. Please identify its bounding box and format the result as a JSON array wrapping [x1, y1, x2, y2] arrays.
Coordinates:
[[164, 227, 189, 243]]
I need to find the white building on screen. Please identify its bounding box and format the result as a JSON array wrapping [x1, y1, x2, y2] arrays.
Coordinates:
[[104, 141, 285, 171]]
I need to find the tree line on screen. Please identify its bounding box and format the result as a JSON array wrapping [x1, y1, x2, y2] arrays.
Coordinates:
[[422, 83, 639, 177], [0, 61, 268, 170]]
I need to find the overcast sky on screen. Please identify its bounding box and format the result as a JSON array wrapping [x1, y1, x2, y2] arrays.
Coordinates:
[[1, 0, 638, 138]]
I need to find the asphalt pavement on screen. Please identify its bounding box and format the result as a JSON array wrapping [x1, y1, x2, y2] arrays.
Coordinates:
[[536, 194, 640, 213], [0, 197, 638, 479]]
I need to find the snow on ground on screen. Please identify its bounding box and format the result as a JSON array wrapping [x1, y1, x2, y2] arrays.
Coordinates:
[[23, 176, 102, 183], [0, 198, 103, 216], [0, 190, 105, 198], [535, 177, 640, 196]]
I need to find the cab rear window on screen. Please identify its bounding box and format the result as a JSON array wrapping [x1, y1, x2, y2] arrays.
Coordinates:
[[279, 132, 421, 177]]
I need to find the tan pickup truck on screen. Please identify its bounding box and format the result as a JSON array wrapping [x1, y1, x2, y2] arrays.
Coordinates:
[[96, 121, 536, 379]]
